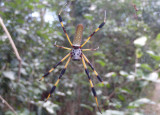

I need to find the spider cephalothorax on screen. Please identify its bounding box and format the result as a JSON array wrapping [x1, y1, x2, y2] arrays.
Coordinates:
[[39, 4, 106, 113], [71, 47, 82, 61]]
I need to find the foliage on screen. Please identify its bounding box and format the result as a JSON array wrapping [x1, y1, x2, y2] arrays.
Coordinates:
[[0, 0, 160, 115]]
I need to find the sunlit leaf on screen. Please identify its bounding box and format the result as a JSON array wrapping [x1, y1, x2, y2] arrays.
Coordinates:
[[142, 72, 159, 82], [43, 101, 58, 114], [120, 88, 132, 94], [56, 91, 65, 96], [119, 70, 128, 77], [21, 68, 27, 75], [128, 98, 155, 108], [105, 72, 117, 78], [2, 71, 15, 80], [16, 28, 27, 34], [127, 75, 135, 81], [134, 36, 147, 46], [97, 110, 124, 115]]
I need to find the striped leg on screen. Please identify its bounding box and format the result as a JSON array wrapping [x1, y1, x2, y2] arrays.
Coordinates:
[[82, 47, 99, 51], [82, 53, 104, 85], [80, 11, 106, 48], [58, 4, 73, 46], [45, 56, 71, 101], [82, 57, 101, 113], [39, 53, 71, 81], [54, 42, 71, 50]]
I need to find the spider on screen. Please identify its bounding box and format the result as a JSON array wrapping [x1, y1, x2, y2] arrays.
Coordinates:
[[39, 4, 106, 113]]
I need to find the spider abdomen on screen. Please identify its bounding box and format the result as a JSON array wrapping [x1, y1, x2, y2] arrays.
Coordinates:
[[73, 24, 83, 47]]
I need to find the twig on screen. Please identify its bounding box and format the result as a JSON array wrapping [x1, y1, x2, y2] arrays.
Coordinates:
[[153, 68, 160, 73], [0, 95, 18, 115], [131, 2, 138, 20], [0, 17, 22, 81]]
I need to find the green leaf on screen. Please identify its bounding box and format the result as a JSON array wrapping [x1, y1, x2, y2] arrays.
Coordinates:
[[118, 94, 125, 101], [96, 59, 106, 67], [115, 104, 122, 109], [120, 88, 132, 94], [142, 72, 159, 82], [34, 0, 39, 2], [147, 51, 160, 61], [80, 104, 93, 111], [105, 72, 117, 78], [39, 84, 47, 90], [127, 105, 137, 109], [141, 64, 152, 71], [37, 4, 45, 9], [84, 14, 93, 21], [136, 48, 143, 58], [156, 33, 160, 40], [16, 19, 24, 24], [93, 52, 105, 57], [136, 69, 144, 77], [128, 98, 155, 108], [119, 70, 128, 77], [96, 82, 104, 87], [43, 101, 58, 114], [5, 111, 15, 115], [106, 83, 111, 88], [98, 110, 124, 115]]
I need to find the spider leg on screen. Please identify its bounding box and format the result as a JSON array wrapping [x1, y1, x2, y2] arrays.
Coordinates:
[[80, 11, 106, 48], [39, 53, 71, 81], [58, 3, 73, 46], [82, 57, 102, 113], [82, 53, 104, 85], [82, 46, 99, 51], [54, 41, 71, 50], [45, 56, 71, 101]]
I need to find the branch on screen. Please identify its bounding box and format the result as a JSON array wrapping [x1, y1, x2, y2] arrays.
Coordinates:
[[131, 2, 138, 20], [153, 68, 160, 73], [0, 95, 18, 115], [0, 17, 22, 81]]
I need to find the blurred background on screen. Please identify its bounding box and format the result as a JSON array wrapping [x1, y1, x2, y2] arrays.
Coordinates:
[[0, 0, 160, 115]]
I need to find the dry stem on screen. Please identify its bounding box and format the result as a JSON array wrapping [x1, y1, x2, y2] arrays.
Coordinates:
[[0, 95, 18, 115], [0, 17, 22, 81]]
